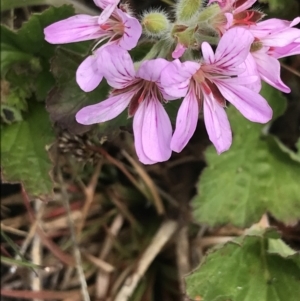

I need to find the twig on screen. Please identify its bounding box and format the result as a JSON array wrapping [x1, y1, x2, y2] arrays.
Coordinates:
[[21, 187, 75, 266], [108, 190, 139, 230], [0, 289, 85, 300], [281, 62, 300, 78], [82, 252, 115, 273], [197, 236, 235, 248], [121, 150, 165, 215], [57, 169, 90, 301], [88, 145, 141, 187], [115, 220, 178, 301], [1, 224, 27, 237], [31, 200, 43, 301], [96, 214, 124, 299], [176, 226, 190, 295], [76, 160, 103, 238]]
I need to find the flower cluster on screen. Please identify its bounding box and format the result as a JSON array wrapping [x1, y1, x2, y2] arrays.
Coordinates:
[[44, 0, 300, 164]]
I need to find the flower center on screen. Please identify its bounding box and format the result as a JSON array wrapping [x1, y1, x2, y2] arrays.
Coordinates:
[[233, 10, 262, 26], [192, 69, 226, 106], [128, 80, 163, 116], [250, 40, 264, 52], [100, 15, 125, 37]]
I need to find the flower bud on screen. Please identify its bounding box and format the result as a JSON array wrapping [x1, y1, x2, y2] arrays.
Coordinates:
[[142, 11, 171, 38], [176, 0, 203, 22]]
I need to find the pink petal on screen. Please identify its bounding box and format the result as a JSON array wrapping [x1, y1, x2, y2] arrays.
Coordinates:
[[203, 94, 232, 154], [252, 51, 290, 93], [44, 15, 104, 44], [215, 79, 273, 123], [171, 87, 199, 153], [75, 91, 133, 125], [97, 1, 119, 24], [97, 45, 135, 89], [238, 53, 261, 92], [139, 97, 172, 162], [133, 101, 157, 165], [93, 0, 119, 9], [212, 27, 254, 68], [160, 60, 200, 98], [137, 59, 169, 82], [271, 40, 300, 59], [172, 43, 187, 59], [76, 51, 103, 92], [262, 28, 300, 48], [234, 0, 257, 14], [224, 13, 234, 30], [201, 42, 215, 64], [116, 9, 142, 50]]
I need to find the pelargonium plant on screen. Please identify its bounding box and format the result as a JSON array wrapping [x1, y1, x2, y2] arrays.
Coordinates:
[[44, 0, 300, 164]]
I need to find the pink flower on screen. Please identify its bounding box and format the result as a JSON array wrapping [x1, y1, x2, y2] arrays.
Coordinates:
[[161, 27, 272, 154], [208, 0, 257, 14], [44, 8, 141, 49], [76, 45, 176, 164], [247, 17, 300, 93], [209, 0, 263, 33], [93, 0, 120, 24], [44, 4, 142, 92]]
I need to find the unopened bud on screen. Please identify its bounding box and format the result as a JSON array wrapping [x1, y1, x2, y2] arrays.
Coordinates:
[[176, 0, 203, 22], [142, 11, 170, 38]]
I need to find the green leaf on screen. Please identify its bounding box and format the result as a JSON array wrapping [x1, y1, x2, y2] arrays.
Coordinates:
[[1, 6, 86, 103], [1, 5, 74, 59], [186, 229, 300, 301], [1, 103, 55, 197], [193, 84, 300, 227], [268, 238, 297, 258]]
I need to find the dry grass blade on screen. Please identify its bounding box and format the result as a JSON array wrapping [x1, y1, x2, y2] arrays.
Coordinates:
[[31, 200, 43, 301], [76, 159, 103, 238], [82, 252, 115, 273], [0, 288, 86, 300], [96, 214, 124, 299], [57, 169, 90, 301], [1, 224, 27, 237], [115, 220, 178, 301], [21, 187, 75, 266], [176, 226, 190, 294], [281, 62, 300, 77], [121, 150, 165, 215]]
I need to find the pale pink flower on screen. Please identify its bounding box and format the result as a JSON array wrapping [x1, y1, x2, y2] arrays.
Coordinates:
[[208, 0, 257, 14], [76, 45, 176, 164], [44, 5, 142, 92], [209, 0, 263, 33], [93, 0, 120, 24], [161, 27, 272, 153], [246, 17, 300, 93]]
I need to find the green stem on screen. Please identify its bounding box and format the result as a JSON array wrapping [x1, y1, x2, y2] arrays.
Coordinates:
[[1, 0, 98, 15]]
